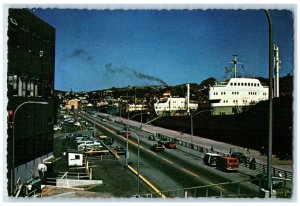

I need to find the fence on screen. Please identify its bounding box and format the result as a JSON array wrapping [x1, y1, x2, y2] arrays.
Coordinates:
[[138, 177, 292, 198]]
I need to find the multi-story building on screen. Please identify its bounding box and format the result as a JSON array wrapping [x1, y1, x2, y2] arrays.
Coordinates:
[[6, 8, 55, 196]]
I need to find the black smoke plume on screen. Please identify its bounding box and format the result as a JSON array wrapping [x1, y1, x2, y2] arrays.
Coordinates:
[[68, 48, 93, 61], [105, 63, 167, 86]]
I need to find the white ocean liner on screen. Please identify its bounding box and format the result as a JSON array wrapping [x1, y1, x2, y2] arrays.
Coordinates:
[[209, 55, 269, 115], [154, 84, 198, 116]]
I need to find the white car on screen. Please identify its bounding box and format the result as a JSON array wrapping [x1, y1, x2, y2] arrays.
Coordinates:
[[74, 121, 81, 126], [53, 125, 62, 131], [79, 140, 101, 147], [78, 141, 101, 149]]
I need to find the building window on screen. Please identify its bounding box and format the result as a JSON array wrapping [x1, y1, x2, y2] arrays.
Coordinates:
[[234, 83, 237, 86], [230, 83, 233, 86], [248, 83, 250, 86], [75, 155, 80, 160], [35, 84, 38, 97], [241, 83, 244, 86], [18, 78, 22, 96], [22, 80, 26, 97], [238, 83, 240, 86]]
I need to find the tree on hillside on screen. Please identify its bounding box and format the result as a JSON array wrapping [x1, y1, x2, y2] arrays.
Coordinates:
[[199, 77, 217, 88]]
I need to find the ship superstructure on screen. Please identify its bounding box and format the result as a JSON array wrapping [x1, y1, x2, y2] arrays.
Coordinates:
[[209, 56, 269, 115]]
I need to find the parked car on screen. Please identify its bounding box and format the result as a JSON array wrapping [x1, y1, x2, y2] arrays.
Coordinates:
[[88, 126, 96, 131], [53, 125, 62, 131], [84, 147, 109, 156], [151, 144, 165, 152], [216, 156, 239, 172], [250, 173, 284, 189], [203, 153, 221, 167], [74, 121, 81, 127], [101, 118, 107, 122], [230, 152, 248, 164], [78, 140, 101, 148], [66, 133, 82, 141], [114, 146, 126, 155]]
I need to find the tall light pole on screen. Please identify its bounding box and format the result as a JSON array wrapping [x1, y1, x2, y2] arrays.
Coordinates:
[[125, 111, 141, 166], [125, 112, 130, 166], [130, 131, 140, 196], [265, 9, 273, 198], [11, 101, 48, 195], [128, 112, 146, 130], [190, 110, 212, 149]]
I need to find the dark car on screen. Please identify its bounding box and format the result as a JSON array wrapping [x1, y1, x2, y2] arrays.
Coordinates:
[[151, 144, 165, 152], [66, 133, 82, 141], [230, 152, 248, 164], [164, 141, 176, 149], [114, 146, 126, 155], [250, 173, 284, 189], [123, 127, 130, 131], [158, 140, 176, 149], [123, 131, 131, 138], [116, 130, 125, 135]]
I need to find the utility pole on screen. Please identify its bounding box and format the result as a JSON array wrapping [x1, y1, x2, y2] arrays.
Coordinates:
[[265, 9, 273, 198]]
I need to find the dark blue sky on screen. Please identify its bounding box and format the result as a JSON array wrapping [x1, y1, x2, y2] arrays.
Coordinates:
[[33, 9, 294, 92]]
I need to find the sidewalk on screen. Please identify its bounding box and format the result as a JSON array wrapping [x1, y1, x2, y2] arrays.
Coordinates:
[[99, 112, 292, 173]]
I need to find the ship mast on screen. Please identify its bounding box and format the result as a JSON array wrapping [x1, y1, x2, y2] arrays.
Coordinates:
[[226, 55, 242, 78], [233, 55, 238, 78]]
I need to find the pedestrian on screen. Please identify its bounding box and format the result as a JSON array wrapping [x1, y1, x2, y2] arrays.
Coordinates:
[[250, 158, 256, 170], [211, 146, 214, 152], [247, 148, 250, 154], [229, 147, 232, 156]]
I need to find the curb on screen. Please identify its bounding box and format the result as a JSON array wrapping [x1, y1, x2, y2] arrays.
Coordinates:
[[127, 165, 166, 198]]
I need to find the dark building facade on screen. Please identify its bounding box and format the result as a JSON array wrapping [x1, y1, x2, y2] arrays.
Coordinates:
[[7, 9, 55, 196]]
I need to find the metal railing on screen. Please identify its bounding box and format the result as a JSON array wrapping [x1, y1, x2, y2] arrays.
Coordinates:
[[138, 177, 292, 198]]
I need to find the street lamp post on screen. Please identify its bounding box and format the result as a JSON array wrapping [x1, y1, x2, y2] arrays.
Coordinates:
[[125, 111, 143, 166], [125, 112, 129, 166], [190, 110, 212, 149], [11, 101, 48, 195], [265, 9, 274, 198], [129, 131, 140, 196]]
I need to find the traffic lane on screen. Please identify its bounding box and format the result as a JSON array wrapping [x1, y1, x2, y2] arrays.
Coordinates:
[[79, 115, 221, 195], [93, 114, 259, 183], [80, 113, 259, 196], [89, 125, 257, 197]]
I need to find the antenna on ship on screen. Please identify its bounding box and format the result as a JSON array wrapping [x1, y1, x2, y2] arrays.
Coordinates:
[[225, 55, 243, 78]]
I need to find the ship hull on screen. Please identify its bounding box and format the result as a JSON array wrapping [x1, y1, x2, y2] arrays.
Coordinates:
[[149, 96, 293, 159]]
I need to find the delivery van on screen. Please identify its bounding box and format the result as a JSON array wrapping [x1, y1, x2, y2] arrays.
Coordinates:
[[216, 156, 239, 172], [203, 153, 221, 166]]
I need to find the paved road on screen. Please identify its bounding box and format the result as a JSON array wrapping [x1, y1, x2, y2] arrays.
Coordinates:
[[95, 112, 292, 173], [80, 113, 264, 198]]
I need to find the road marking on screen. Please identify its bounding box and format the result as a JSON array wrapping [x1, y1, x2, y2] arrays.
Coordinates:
[[127, 165, 166, 198], [161, 157, 174, 165], [181, 167, 199, 177]]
